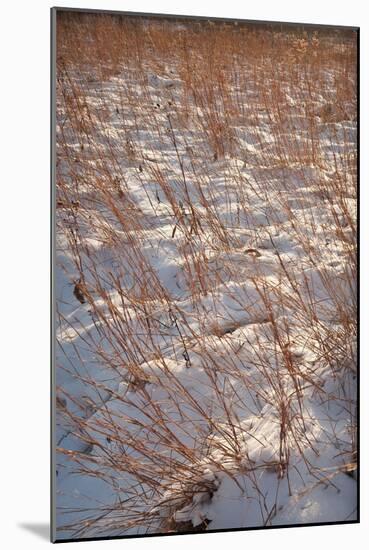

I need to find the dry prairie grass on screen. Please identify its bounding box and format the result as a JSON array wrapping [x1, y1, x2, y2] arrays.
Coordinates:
[[54, 12, 357, 539]]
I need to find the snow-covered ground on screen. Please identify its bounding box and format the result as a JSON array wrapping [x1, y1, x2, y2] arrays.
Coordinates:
[[54, 15, 357, 540]]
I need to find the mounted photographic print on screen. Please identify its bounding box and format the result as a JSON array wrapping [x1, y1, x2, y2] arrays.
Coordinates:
[[51, 7, 359, 542]]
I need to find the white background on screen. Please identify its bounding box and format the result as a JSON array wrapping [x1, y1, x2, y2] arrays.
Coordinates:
[[0, 0, 367, 548]]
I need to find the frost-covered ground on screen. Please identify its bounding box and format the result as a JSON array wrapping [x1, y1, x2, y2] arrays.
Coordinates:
[[54, 14, 357, 540]]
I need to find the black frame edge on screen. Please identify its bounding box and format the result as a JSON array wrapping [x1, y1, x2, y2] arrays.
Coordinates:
[[51, 5, 57, 544], [51, 6, 359, 32]]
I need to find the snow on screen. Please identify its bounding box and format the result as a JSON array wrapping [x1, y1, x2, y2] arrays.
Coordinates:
[[54, 17, 357, 541]]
